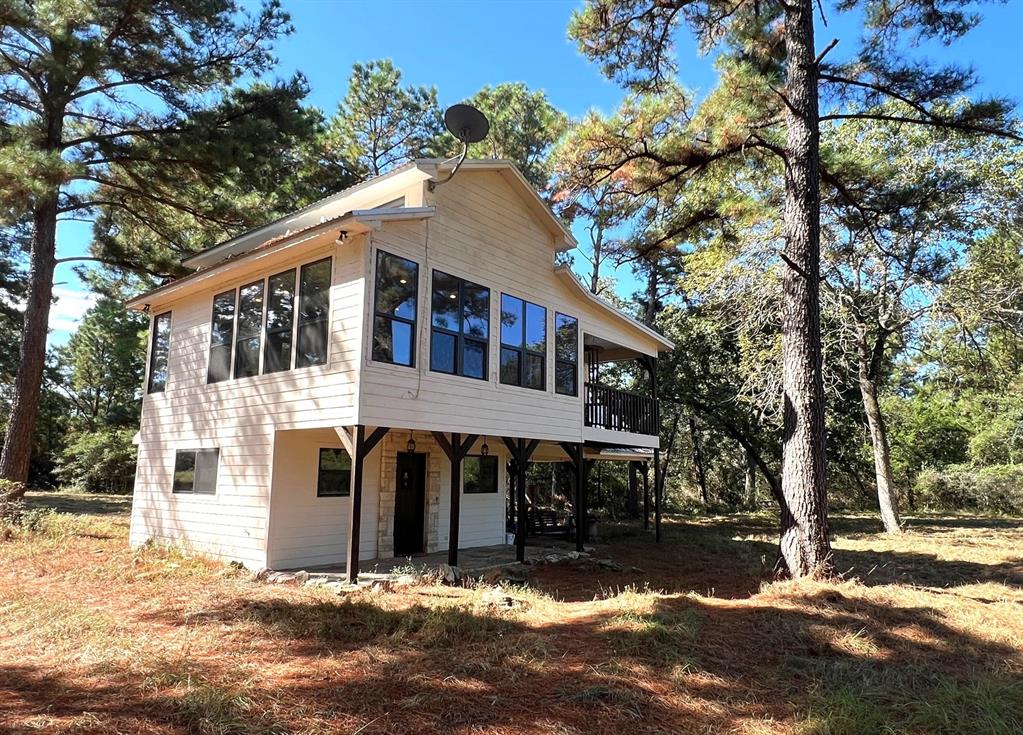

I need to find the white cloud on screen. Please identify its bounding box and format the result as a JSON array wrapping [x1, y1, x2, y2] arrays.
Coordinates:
[[48, 286, 99, 345]]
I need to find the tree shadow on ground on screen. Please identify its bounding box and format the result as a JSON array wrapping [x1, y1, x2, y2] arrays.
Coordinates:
[[528, 515, 1023, 602], [117, 574, 1023, 735]]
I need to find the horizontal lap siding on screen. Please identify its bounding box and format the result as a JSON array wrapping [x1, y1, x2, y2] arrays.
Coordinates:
[[130, 237, 366, 568], [358, 170, 658, 441], [266, 428, 380, 569]]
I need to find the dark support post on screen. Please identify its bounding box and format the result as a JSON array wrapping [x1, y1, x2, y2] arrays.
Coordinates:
[[642, 461, 650, 530], [582, 460, 592, 541], [448, 432, 461, 566], [503, 437, 540, 563], [628, 461, 639, 518], [346, 425, 390, 583], [345, 425, 366, 584], [516, 452, 528, 562], [654, 448, 662, 542], [433, 431, 479, 568]]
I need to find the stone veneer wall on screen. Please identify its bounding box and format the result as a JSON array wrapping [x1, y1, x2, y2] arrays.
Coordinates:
[[376, 431, 444, 558]]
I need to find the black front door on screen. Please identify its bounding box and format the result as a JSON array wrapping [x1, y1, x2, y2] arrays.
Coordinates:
[[393, 452, 426, 556]]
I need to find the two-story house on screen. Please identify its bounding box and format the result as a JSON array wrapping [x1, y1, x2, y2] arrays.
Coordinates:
[[126, 159, 673, 582]]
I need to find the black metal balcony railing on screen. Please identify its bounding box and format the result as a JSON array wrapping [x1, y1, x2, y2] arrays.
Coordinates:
[[584, 382, 660, 436]]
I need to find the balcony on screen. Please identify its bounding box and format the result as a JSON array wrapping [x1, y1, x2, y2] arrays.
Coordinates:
[[584, 382, 659, 436]]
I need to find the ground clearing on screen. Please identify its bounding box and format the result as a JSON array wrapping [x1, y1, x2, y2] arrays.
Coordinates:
[[1, 491, 1020, 734]]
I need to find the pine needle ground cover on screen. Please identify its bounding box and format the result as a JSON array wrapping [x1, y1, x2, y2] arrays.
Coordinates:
[[1, 492, 1020, 734]]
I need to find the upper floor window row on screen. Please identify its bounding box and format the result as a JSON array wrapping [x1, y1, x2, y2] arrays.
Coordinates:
[[207, 257, 331, 384], [369, 249, 579, 391]]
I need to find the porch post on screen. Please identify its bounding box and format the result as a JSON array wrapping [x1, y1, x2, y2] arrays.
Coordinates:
[[642, 461, 650, 530], [582, 459, 593, 542], [654, 448, 662, 542], [516, 449, 528, 562], [345, 425, 390, 585], [448, 432, 462, 567], [575, 446, 585, 551]]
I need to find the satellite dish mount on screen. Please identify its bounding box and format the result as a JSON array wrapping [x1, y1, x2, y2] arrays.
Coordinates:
[[429, 103, 490, 191]]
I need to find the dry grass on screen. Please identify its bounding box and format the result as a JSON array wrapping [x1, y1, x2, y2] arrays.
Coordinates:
[[1, 491, 1021, 734]]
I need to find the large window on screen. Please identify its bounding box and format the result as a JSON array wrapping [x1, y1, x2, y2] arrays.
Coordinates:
[[554, 313, 579, 396], [296, 258, 331, 368], [147, 311, 172, 393], [317, 448, 352, 497], [500, 294, 546, 390], [172, 449, 219, 495], [264, 269, 296, 374], [463, 455, 498, 494], [207, 292, 235, 384], [372, 250, 418, 366], [430, 270, 489, 379], [233, 280, 264, 379]]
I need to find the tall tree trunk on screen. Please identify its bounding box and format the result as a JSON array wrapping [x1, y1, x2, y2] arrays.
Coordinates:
[[689, 416, 708, 504], [744, 446, 757, 510], [858, 360, 901, 533], [0, 192, 59, 489], [779, 0, 832, 577], [644, 261, 657, 326], [589, 227, 603, 294]]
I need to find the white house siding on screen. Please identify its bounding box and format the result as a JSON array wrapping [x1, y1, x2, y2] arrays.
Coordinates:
[[357, 170, 663, 443], [129, 233, 368, 568], [265, 429, 508, 570]]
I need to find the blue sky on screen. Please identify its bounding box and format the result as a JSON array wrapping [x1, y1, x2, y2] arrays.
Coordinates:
[[49, 0, 1023, 345]]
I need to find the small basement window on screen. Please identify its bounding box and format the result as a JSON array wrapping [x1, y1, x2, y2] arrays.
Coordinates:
[[463, 455, 498, 494], [172, 449, 219, 495], [317, 448, 352, 497]]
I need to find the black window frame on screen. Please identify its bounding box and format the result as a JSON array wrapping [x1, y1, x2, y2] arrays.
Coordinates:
[[372, 249, 419, 367], [317, 447, 352, 497], [263, 268, 297, 375], [207, 291, 236, 384], [554, 312, 579, 397], [233, 279, 265, 380], [147, 311, 172, 394], [463, 455, 499, 494], [430, 269, 490, 380], [171, 448, 219, 495], [499, 294, 546, 390], [296, 257, 332, 369]]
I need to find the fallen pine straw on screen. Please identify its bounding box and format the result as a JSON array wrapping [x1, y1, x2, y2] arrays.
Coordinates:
[[0, 492, 1020, 734]]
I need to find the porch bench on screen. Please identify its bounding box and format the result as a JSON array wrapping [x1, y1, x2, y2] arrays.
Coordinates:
[[528, 509, 572, 538]]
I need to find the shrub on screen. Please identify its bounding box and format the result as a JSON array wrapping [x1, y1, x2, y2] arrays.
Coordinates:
[[56, 429, 137, 493], [914, 464, 1023, 514]]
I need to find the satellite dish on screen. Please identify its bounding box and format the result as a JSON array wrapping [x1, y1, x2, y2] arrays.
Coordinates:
[[430, 103, 490, 190], [444, 103, 490, 144]]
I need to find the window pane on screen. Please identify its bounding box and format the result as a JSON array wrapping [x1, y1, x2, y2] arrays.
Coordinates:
[[299, 258, 332, 325], [463, 339, 485, 379], [148, 312, 171, 393], [373, 317, 414, 366], [234, 336, 260, 379], [194, 449, 219, 495], [500, 294, 523, 346], [430, 330, 456, 373], [318, 448, 352, 497], [555, 313, 578, 362], [463, 282, 489, 339], [526, 302, 546, 353], [237, 281, 264, 338], [525, 352, 544, 390], [210, 292, 235, 348], [296, 321, 327, 368], [266, 271, 296, 332], [500, 347, 520, 386], [556, 361, 577, 396], [264, 330, 293, 374], [375, 251, 417, 321], [431, 271, 460, 331], [208, 344, 231, 384], [464, 456, 498, 493], [172, 451, 195, 493]]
